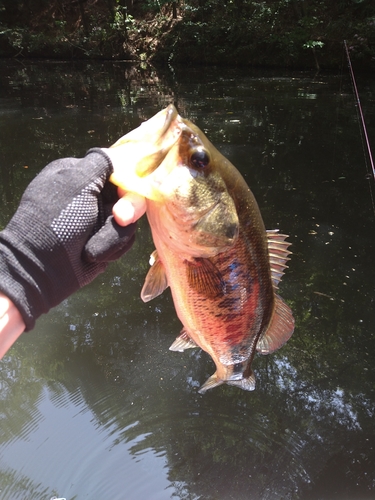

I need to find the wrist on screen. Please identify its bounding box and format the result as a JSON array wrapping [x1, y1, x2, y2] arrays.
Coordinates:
[[0, 292, 25, 358]]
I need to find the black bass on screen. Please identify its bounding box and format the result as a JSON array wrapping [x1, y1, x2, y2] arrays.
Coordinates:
[[112, 105, 294, 393]]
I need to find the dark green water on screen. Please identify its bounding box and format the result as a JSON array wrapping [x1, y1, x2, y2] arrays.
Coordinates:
[[0, 60, 374, 500]]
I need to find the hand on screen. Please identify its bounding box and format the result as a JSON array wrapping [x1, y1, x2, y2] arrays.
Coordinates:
[[0, 149, 146, 331]]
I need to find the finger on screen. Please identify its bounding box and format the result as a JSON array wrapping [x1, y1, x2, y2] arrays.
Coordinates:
[[85, 218, 137, 262], [113, 192, 147, 226]]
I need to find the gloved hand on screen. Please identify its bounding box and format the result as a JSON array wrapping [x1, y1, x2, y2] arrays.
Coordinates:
[[0, 148, 139, 331]]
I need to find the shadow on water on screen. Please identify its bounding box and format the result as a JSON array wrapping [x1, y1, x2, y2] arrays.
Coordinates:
[[0, 60, 374, 499]]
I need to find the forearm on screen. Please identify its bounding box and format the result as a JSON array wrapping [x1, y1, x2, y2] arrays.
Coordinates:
[[0, 292, 25, 359], [0, 148, 145, 359]]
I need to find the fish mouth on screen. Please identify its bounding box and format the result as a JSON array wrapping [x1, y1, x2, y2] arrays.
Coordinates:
[[111, 104, 179, 149], [109, 104, 182, 197], [135, 104, 180, 177], [162, 104, 179, 137]]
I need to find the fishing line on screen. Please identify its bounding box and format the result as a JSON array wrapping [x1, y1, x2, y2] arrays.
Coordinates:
[[332, 46, 346, 174], [344, 40, 375, 219], [344, 40, 375, 180]]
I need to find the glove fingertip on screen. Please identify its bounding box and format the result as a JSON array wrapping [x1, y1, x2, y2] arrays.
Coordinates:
[[84, 218, 137, 263]]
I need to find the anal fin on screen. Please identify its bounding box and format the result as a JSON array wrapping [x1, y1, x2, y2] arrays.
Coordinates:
[[256, 295, 295, 354], [169, 329, 199, 352]]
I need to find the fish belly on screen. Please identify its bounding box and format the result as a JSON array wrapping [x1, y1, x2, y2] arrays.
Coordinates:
[[159, 231, 274, 392]]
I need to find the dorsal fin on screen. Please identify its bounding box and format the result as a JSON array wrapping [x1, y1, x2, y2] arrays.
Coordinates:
[[256, 295, 295, 354], [266, 230, 292, 289], [141, 250, 169, 302]]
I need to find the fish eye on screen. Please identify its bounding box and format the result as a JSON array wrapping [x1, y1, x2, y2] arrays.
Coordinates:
[[190, 148, 210, 169]]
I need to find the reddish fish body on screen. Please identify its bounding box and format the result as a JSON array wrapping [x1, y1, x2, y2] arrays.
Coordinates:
[[140, 109, 294, 393]]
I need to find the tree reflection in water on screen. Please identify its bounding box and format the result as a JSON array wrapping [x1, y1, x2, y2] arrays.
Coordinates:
[[0, 61, 374, 499]]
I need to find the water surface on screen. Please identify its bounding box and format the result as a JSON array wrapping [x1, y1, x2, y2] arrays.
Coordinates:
[[0, 60, 374, 500]]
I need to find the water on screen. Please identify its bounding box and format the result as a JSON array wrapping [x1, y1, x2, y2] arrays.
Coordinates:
[[0, 60, 374, 500]]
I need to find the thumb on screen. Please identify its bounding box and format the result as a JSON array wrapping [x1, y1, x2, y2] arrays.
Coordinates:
[[113, 192, 147, 226]]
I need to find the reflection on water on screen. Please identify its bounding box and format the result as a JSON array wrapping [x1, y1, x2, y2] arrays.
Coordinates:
[[0, 60, 374, 499]]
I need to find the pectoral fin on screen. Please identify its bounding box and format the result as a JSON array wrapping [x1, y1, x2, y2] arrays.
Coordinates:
[[186, 258, 225, 298], [169, 329, 199, 352], [141, 250, 168, 302], [256, 295, 295, 354]]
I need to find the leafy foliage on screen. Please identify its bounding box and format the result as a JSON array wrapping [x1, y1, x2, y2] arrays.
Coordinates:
[[0, 0, 374, 67]]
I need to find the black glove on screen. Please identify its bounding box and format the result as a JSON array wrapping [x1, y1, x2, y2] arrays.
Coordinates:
[[0, 148, 136, 331]]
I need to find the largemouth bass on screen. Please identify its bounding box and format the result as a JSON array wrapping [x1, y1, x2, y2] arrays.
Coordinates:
[[112, 105, 294, 394]]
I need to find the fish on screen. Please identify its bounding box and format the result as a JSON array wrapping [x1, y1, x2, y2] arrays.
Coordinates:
[[111, 105, 294, 394]]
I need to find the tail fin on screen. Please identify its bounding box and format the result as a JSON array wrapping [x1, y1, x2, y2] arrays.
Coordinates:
[[198, 371, 256, 394], [198, 373, 224, 394]]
